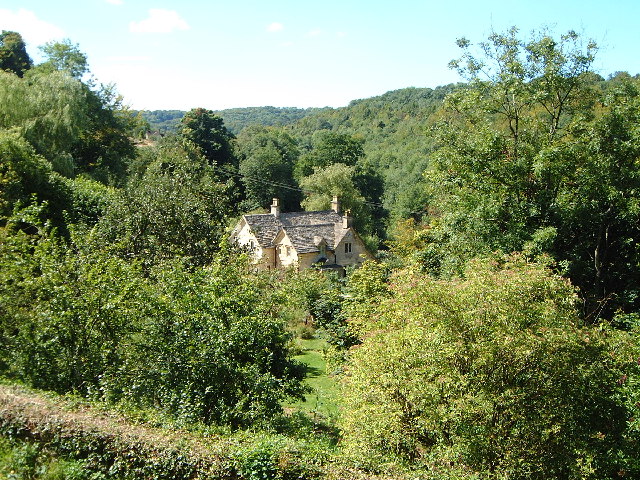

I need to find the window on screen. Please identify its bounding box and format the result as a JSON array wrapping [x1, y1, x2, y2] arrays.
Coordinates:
[[344, 242, 352, 254]]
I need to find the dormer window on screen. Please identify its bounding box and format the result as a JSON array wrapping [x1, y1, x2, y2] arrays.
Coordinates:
[[344, 242, 352, 254]]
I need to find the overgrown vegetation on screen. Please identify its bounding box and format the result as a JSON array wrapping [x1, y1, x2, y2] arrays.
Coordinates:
[[1, 26, 640, 479]]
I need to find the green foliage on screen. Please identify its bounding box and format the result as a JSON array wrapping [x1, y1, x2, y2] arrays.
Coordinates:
[[278, 270, 357, 350], [96, 138, 233, 268], [339, 255, 639, 478], [0, 226, 149, 395], [0, 437, 94, 480], [291, 86, 458, 220], [427, 28, 640, 317], [0, 70, 88, 162], [0, 385, 223, 480], [0, 31, 32, 77], [300, 163, 373, 236], [69, 84, 137, 184], [0, 132, 75, 230], [213, 106, 322, 135], [140, 107, 320, 137], [1, 220, 304, 427], [341, 260, 390, 338], [106, 259, 305, 427], [550, 78, 640, 316], [0, 60, 135, 185], [0, 130, 117, 232], [0, 384, 337, 480], [237, 126, 301, 211], [138, 109, 184, 133], [294, 131, 364, 180], [179, 108, 236, 170], [63, 176, 116, 226], [38, 39, 88, 79], [235, 438, 281, 480]]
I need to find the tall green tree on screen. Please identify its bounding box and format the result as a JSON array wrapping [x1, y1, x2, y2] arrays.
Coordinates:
[[425, 28, 639, 317], [179, 108, 236, 170], [0, 31, 32, 77], [237, 125, 301, 211], [551, 78, 640, 318], [294, 131, 364, 180], [300, 163, 373, 235], [0, 38, 136, 185], [0, 69, 88, 163], [0, 131, 75, 230], [38, 39, 88, 79], [70, 83, 137, 184], [97, 138, 233, 268]]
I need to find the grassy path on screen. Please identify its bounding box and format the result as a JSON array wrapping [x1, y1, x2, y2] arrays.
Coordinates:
[[287, 337, 340, 421]]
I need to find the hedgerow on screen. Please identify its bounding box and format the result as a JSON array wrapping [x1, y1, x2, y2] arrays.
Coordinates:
[[0, 384, 333, 480]]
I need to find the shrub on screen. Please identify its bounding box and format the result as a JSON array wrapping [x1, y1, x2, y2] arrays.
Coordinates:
[[339, 255, 640, 478], [1, 221, 305, 428]]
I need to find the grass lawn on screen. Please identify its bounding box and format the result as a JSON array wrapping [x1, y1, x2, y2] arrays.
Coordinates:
[[286, 336, 340, 421]]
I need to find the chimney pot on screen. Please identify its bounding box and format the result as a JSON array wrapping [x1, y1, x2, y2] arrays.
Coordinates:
[[271, 198, 281, 217], [342, 210, 353, 229], [331, 195, 340, 214]]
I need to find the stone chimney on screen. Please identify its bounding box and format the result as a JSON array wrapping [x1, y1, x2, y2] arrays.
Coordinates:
[[342, 210, 353, 229], [271, 198, 280, 217], [331, 195, 340, 214]]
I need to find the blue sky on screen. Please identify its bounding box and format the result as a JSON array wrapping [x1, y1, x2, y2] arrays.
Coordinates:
[[1, 0, 638, 110]]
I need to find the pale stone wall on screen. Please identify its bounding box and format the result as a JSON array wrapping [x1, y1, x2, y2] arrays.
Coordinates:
[[297, 253, 316, 270], [298, 250, 337, 270], [232, 220, 275, 269], [275, 234, 298, 269], [335, 230, 370, 267], [233, 221, 253, 247], [259, 247, 276, 269]]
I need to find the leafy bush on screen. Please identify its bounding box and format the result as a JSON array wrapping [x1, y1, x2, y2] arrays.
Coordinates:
[[103, 259, 306, 427], [0, 437, 96, 480], [340, 255, 640, 478], [0, 219, 304, 428]]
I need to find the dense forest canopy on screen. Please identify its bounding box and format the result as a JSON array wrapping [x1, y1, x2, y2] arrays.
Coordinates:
[[1, 27, 640, 479]]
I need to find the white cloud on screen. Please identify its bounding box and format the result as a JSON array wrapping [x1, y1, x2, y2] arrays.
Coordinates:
[[105, 0, 124, 5], [267, 22, 284, 33], [0, 9, 64, 47], [336, 32, 347, 38], [129, 9, 189, 34], [306, 29, 323, 37]]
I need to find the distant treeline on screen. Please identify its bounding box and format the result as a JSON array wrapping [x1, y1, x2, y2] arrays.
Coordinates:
[[139, 106, 326, 135]]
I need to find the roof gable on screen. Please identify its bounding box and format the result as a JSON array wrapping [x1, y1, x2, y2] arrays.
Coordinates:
[[243, 214, 280, 247]]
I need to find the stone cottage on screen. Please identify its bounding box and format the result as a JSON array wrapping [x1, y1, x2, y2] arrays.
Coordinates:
[[231, 197, 372, 272]]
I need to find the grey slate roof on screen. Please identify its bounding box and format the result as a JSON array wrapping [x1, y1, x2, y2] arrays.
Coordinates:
[[243, 210, 345, 252], [283, 224, 337, 254], [279, 211, 342, 227], [243, 214, 280, 247]]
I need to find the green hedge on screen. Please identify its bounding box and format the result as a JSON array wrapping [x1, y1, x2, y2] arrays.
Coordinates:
[[0, 384, 334, 480]]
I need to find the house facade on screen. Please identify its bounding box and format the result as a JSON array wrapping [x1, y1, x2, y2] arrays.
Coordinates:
[[231, 197, 372, 272]]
